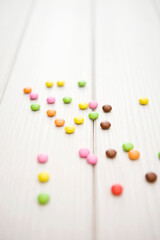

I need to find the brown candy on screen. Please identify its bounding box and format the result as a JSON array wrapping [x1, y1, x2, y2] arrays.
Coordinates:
[[100, 121, 111, 130], [106, 149, 117, 158], [145, 172, 157, 183], [102, 105, 112, 113]]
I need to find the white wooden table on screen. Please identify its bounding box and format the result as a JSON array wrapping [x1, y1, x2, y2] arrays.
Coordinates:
[[0, 0, 160, 239]]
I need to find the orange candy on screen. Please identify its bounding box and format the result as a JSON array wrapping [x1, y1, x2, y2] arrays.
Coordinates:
[[55, 118, 65, 127], [46, 109, 56, 117], [128, 150, 140, 160], [23, 87, 32, 94]]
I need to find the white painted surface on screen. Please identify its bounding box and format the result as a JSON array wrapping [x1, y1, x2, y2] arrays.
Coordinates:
[[0, 0, 160, 239]]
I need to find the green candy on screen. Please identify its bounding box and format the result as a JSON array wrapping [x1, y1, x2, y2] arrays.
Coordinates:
[[88, 112, 99, 120], [31, 104, 40, 111], [122, 142, 134, 152], [78, 81, 86, 87], [63, 97, 72, 104], [38, 193, 50, 205], [158, 152, 160, 159]]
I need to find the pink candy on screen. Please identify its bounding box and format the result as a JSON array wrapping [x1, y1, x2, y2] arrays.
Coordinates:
[[87, 154, 98, 165], [88, 101, 98, 109], [47, 96, 56, 104], [30, 93, 38, 100], [37, 154, 48, 163], [79, 148, 90, 158]]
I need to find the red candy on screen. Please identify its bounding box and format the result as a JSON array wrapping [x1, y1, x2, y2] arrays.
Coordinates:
[[111, 184, 123, 196]]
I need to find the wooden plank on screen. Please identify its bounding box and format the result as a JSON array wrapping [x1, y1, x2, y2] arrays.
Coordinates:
[[0, 0, 34, 101], [0, 0, 94, 240], [94, 0, 160, 239]]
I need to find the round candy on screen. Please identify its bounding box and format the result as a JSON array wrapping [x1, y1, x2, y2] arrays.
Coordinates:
[[88, 112, 99, 120], [37, 154, 48, 164], [111, 184, 123, 196], [47, 97, 56, 104], [38, 172, 50, 183], [63, 97, 72, 104], [65, 126, 75, 134], [122, 142, 134, 152], [79, 102, 88, 110], [46, 81, 53, 88], [128, 150, 140, 160], [37, 193, 50, 205], [31, 104, 40, 111], [87, 154, 98, 165], [46, 109, 56, 117], [78, 81, 86, 87], [55, 118, 65, 127], [57, 81, 65, 87], [106, 149, 117, 158], [79, 148, 90, 158], [30, 93, 38, 100], [102, 105, 112, 112], [74, 116, 84, 124], [100, 121, 111, 130], [158, 152, 160, 159], [23, 87, 32, 94], [139, 97, 149, 105], [89, 101, 98, 110], [145, 172, 157, 183]]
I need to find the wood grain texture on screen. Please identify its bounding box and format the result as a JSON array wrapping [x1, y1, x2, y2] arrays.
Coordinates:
[[0, 0, 94, 239], [0, 0, 34, 101], [94, 0, 160, 239]]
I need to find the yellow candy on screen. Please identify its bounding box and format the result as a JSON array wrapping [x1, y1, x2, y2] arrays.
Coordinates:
[[46, 81, 54, 88], [139, 97, 149, 105], [79, 102, 88, 110], [38, 172, 50, 183], [74, 116, 84, 124], [57, 81, 65, 87], [65, 126, 75, 134]]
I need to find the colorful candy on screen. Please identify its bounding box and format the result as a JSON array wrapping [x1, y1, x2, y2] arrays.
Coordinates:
[[102, 105, 112, 112], [122, 142, 134, 152], [139, 97, 149, 105], [55, 118, 65, 127], [158, 152, 160, 159], [145, 172, 157, 183], [23, 87, 32, 94], [30, 93, 38, 100], [46, 81, 53, 88], [88, 112, 99, 120], [79, 102, 88, 110], [78, 81, 86, 87], [65, 126, 75, 134], [31, 104, 40, 111], [88, 101, 98, 110], [100, 121, 111, 130], [47, 97, 56, 104], [79, 148, 90, 158], [57, 81, 65, 87], [111, 184, 123, 196], [86, 154, 98, 165], [63, 97, 72, 104], [37, 193, 50, 205], [128, 150, 140, 160], [38, 172, 50, 183], [46, 109, 56, 117], [106, 149, 117, 158], [74, 116, 84, 124], [37, 154, 48, 164]]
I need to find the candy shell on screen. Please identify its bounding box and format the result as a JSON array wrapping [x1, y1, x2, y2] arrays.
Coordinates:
[[87, 154, 98, 165], [158, 152, 160, 159], [47, 97, 56, 104], [63, 97, 72, 104], [78, 81, 86, 87], [31, 104, 40, 111], [37, 154, 48, 164], [79, 148, 90, 158], [38, 172, 50, 183], [139, 97, 149, 105], [55, 118, 65, 127], [88, 112, 99, 120], [111, 184, 123, 196], [37, 193, 50, 205], [88, 101, 98, 109], [30, 93, 38, 100], [46, 109, 56, 117], [128, 150, 140, 160], [74, 116, 84, 124], [122, 142, 134, 152], [46, 81, 53, 88], [57, 81, 65, 87], [65, 126, 75, 134], [79, 102, 88, 110], [23, 87, 32, 94]]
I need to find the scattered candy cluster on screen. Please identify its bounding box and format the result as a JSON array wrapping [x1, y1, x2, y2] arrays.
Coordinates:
[[23, 82, 158, 203]]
